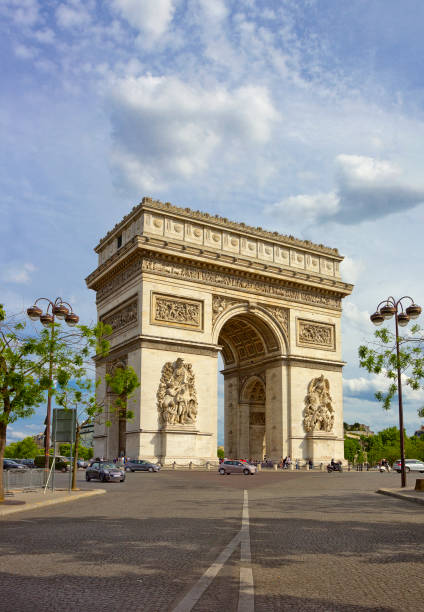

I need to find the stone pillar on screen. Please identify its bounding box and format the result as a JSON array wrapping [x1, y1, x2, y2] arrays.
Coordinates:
[[238, 402, 250, 459]]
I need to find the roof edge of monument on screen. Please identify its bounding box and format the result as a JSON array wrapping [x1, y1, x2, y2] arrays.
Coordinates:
[[95, 196, 341, 258]]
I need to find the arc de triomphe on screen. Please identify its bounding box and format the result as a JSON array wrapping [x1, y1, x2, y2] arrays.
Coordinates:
[[86, 197, 353, 464]]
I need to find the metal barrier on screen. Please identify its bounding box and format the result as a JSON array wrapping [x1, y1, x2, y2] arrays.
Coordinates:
[[3, 469, 46, 492]]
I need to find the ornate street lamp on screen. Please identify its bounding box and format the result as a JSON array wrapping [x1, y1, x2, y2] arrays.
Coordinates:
[[370, 296, 421, 487], [26, 298, 79, 472]]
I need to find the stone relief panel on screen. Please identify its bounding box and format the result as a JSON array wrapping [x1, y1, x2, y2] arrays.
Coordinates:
[[142, 255, 342, 310], [101, 299, 138, 333], [151, 293, 203, 331], [297, 319, 336, 351], [157, 358, 198, 426], [262, 305, 289, 337], [303, 375, 334, 433], [250, 412, 266, 425]]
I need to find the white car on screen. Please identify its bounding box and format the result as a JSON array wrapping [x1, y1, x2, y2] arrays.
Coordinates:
[[392, 459, 424, 473]]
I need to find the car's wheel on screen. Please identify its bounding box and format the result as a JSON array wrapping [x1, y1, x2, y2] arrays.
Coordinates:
[[101, 474, 107, 482], [61, 467, 67, 473], [120, 478, 125, 482], [148, 467, 154, 472], [125, 467, 131, 472], [396, 470, 401, 473], [243, 469, 250, 475], [406, 466, 411, 472], [86, 473, 90, 481], [219, 468, 225, 475]]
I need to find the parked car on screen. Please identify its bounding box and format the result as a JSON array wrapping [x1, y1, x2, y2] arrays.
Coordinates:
[[77, 459, 89, 468], [86, 461, 125, 482], [33, 455, 70, 471], [218, 460, 256, 475], [124, 459, 161, 473], [3, 459, 27, 471], [20, 458, 36, 468], [393, 459, 424, 473]]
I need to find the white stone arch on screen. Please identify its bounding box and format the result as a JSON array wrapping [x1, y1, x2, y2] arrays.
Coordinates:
[[212, 302, 288, 356], [240, 374, 266, 403]]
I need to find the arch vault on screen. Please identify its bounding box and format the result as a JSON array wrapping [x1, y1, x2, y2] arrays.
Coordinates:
[[86, 197, 353, 464]]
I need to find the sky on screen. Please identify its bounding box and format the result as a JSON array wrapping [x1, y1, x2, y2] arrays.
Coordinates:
[[1, 0, 424, 444]]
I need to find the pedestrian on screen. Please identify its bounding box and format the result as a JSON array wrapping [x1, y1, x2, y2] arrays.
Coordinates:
[[308, 458, 313, 470]]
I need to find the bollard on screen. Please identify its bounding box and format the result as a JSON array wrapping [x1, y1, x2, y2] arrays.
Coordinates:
[[189, 461, 193, 470], [205, 461, 210, 471], [415, 479, 424, 491], [257, 463, 262, 472], [173, 461, 176, 470], [320, 462, 324, 471], [289, 462, 294, 471], [306, 463, 309, 471], [273, 463, 278, 471]]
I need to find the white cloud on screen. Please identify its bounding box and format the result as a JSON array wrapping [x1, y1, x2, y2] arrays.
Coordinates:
[[1, 262, 36, 284], [108, 74, 279, 190], [265, 192, 339, 224], [1, 0, 40, 27], [56, 1, 91, 29], [339, 257, 363, 285], [112, 0, 176, 45], [342, 300, 370, 330]]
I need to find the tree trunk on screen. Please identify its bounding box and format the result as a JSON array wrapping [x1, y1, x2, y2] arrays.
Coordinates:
[[71, 424, 80, 491], [0, 420, 7, 503]]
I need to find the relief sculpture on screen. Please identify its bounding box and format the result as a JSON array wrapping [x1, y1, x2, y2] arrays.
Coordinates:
[[102, 300, 137, 332], [157, 358, 198, 426], [297, 320, 335, 350], [152, 293, 202, 330], [303, 375, 334, 433]]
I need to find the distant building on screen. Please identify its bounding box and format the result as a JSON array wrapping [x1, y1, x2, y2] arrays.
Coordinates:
[[80, 422, 94, 447], [414, 425, 424, 438], [32, 433, 45, 449], [344, 423, 374, 438]]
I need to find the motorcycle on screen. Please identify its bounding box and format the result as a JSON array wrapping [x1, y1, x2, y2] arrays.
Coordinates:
[[327, 462, 343, 473]]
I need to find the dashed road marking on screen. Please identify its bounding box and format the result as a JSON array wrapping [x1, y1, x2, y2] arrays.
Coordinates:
[[172, 489, 254, 611]]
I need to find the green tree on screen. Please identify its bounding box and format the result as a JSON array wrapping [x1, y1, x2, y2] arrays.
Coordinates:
[[0, 306, 51, 502], [359, 325, 423, 410], [217, 446, 225, 460], [344, 437, 360, 463], [4, 436, 40, 459]]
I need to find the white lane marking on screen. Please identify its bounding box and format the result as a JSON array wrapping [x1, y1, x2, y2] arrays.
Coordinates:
[[172, 530, 242, 612], [238, 489, 254, 612]]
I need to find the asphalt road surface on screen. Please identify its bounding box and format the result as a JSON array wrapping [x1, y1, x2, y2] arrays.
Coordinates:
[[1, 469, 423, 611]]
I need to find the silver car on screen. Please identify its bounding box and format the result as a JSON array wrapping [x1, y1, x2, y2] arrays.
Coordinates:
[[393, 459, 424, 473], [218, 460, 256, 475]]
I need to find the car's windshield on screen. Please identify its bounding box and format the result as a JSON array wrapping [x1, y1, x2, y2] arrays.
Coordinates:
[[101, 463, 118, 469]]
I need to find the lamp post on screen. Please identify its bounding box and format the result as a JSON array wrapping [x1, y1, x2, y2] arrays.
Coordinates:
[[27, 298, 79, 472], [370, 296, 421, 487]]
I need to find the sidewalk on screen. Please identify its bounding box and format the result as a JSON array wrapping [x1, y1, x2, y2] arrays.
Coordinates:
[[0, 487, 106, 517], [377, 486, 424, 506]]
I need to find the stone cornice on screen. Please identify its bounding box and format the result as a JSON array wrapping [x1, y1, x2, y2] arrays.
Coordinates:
[[95, 196, 340, 257], [86, 236, 353, 302]]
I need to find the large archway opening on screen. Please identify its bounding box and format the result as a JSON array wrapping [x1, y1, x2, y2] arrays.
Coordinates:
[[217, 311, 283, 461]]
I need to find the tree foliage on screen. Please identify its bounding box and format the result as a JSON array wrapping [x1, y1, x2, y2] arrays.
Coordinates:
[[4, 436, 40, 459], [358, 324, 424, 410]]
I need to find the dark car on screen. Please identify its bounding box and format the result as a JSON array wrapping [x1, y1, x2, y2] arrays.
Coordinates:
[[3, 459, 27, 471], [86, 461, 125, 483], [124, 459, 161, 473], [21, 458, 36, 468]]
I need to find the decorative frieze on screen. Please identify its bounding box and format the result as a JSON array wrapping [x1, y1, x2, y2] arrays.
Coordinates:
[[297, 319, 336, 350], [97, 258, 142, 301], [142, 255, 342, 310], [151, 293, 203, 330], [303, 375, 334, 433], [157, 358, 198, 426], [102, 299, 138, 333]]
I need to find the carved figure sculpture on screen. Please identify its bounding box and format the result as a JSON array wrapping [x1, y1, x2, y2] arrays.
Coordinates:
[[157, 358, 198, 425], [303, 374, 334, 433]]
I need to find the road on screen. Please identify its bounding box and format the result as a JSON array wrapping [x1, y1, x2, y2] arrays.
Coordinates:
[[1, 470, 423, 611]]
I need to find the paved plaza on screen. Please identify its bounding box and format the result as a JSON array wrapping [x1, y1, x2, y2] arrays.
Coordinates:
[[1, 470, 423, 611]]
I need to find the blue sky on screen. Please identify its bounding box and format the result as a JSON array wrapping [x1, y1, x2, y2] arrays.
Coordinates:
[[1, 0, 424, 443]]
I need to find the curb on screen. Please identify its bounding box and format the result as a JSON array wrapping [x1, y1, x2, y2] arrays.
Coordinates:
[[0, 488, 106, 517], [377, 488, 424, 506]]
